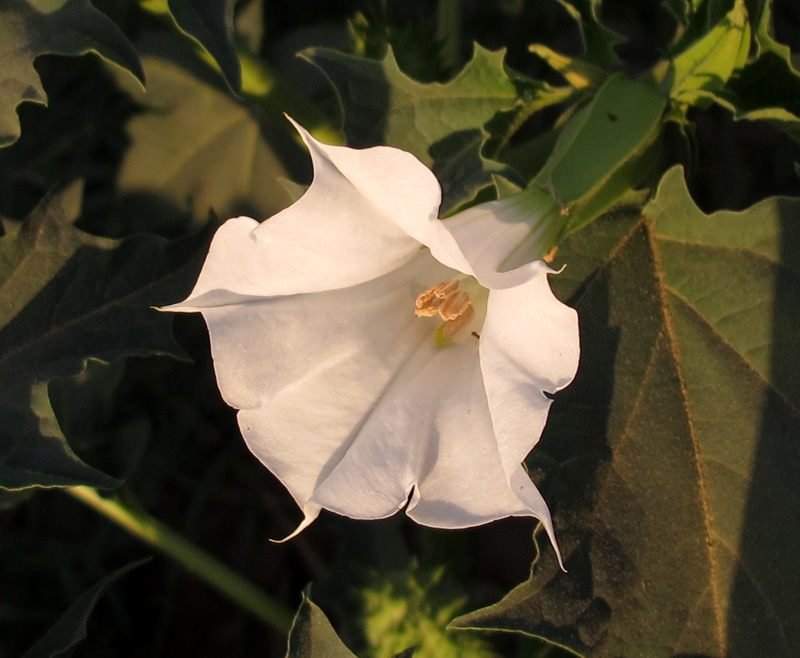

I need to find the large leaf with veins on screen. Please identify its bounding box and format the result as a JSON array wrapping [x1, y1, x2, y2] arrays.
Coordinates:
[[453, 166, 800, 657]]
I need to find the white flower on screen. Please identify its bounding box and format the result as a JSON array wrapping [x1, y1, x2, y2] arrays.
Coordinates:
[[165, 119, 579, 566]]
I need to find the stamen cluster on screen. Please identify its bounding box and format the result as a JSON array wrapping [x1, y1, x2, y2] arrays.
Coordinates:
[[415, 280, 476, 338]]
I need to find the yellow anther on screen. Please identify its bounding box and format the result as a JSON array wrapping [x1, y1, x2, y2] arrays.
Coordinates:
[[432, 280, 459, 298], [414, 279, 476, 339], [438, 290, 470, 321], [442, 304, 475, 337]]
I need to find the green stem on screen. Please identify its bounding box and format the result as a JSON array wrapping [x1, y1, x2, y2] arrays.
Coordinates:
[[67, 486, 294, 634]]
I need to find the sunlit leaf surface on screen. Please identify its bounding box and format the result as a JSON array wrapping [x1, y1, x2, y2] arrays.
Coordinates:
[[116, 53, 293, 230]]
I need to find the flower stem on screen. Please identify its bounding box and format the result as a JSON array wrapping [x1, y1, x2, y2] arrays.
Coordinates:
[[66, 486, 294, 634]]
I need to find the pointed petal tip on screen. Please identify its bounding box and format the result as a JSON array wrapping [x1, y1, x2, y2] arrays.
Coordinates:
[[543, 522, 567, 572], [269, 505, 321, 543], [155, 301, 190, 313], [284, 114, 316, 150]]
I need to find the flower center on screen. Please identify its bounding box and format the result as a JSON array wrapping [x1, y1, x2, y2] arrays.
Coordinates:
[[414, 279, 476, 338]]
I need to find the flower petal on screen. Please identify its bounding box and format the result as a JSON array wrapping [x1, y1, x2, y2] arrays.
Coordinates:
[[441, 184, 563, 289], [479, 262, 580, 476], [168, 121, 443, 310], [310, 328, 556, 539], [198, 251, 453, 517]]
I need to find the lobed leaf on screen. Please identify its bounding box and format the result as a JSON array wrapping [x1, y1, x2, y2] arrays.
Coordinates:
[[678, 0, 800, 142], [302, 45, 538, 211], [0, 189, 211, 490], [0, 0, 144, 148], [453, 167, 800, 657]]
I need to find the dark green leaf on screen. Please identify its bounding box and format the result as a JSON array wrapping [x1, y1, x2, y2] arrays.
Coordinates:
[[286, 592, 359, 658], [0, 0, 144, 147], [453, 167, 800, 657], [115, 52, 294, 230], [286, 592, 417, 658], [302, 45, 532, 211], [668, 0, 738, 49], [167, 0, 241, 94], [0, 189, 211, 489], [551, 0, 623, 68], [21, 559, 147, 658], [718, 50, 800, 142], [745, 0, 785, 56]]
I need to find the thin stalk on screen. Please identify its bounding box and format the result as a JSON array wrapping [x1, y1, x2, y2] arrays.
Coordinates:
[[67, 486, 294, 634]]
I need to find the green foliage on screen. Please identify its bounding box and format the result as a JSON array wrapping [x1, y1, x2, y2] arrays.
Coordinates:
[[303, 45, 542, 211], [0, 0, 143, 148], [285, 593, 361, 658], [20, 560, 147, 658], [0, 188, 209, 489], [533, 74, 666, 232], [355, 562, 495, 658], [452, 167, 800, 657], [2, 0, 800, 656], [666, 0, 750, 106], [114, 52, 294, 231], [551, 0, 622, 69], [166, 0, 241, 93]]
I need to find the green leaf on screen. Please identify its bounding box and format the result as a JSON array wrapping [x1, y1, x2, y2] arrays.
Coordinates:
[[719, 51, 800, 142], [0, 189, 210, 489], [666, 0, 750, 105], [529, 44, 608, 90], [551, 0, 623, 69], [167, 0, 241, 94], [745, 0, 786, 56], [302, 45, 532, 211], [686, 0, 800, 142], [115, 51, 294, 231], [534, 74, 666, 224], [286, 592, 418, 658], [21, 559, 147, 658], [0, 0, 144, 148], [452, 167, 800, 657], [668, 0, 739, 49], [286, 592, 359, 658]]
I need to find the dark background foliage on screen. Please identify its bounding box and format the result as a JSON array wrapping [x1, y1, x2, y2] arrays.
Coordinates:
[[2, 1, 800, 657]]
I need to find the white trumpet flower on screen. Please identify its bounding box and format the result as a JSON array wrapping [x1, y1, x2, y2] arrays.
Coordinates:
[[165, 119, 580, 566]]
